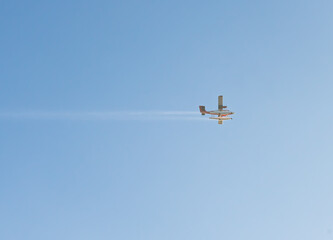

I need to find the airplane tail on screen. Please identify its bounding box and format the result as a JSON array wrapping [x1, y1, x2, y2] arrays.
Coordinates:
[[199, 106, 206, 115]]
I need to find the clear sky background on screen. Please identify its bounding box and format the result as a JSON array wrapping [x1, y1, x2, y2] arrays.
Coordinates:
[[1, 1, 333, 239]]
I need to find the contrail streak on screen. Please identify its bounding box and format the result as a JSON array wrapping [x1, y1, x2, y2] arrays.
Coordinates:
[[0, 111, 206, 121]]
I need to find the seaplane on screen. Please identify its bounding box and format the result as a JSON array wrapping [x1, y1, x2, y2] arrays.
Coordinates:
[[199, 95, 234, 124]]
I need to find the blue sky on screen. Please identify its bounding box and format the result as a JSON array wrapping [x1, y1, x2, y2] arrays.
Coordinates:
[[1, 1, 333, 239]]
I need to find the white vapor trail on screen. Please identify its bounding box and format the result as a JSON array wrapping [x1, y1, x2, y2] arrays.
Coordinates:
[[0, 111, 207, 121]]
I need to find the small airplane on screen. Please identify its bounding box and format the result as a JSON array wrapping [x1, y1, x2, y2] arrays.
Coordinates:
[[199, 95, 234, 124]]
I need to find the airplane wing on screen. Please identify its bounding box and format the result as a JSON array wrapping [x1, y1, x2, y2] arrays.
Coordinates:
[[218, 95, 227, 110], [218, 95, 223, 110]]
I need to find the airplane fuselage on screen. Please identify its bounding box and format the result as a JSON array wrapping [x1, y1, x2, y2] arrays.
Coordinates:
[[206, 110, 234, 116]]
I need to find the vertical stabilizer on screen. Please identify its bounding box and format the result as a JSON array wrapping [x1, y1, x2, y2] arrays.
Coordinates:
[[199, 106, 206, 115]]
